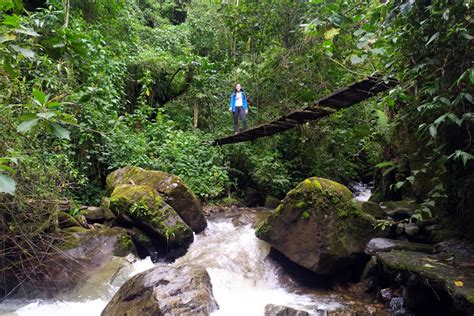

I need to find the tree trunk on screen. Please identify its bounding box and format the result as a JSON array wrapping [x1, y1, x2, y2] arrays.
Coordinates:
[[63, 0, 70, 27], [193, 104, 198, 129]]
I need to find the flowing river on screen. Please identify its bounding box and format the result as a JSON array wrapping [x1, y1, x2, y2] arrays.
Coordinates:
[[0, 184, 377, 316]]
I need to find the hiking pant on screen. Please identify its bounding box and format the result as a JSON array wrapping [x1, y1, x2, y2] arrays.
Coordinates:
[[234, 107, 247, 132]]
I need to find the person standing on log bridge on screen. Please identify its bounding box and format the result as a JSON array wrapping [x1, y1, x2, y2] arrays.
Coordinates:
[[229, 83, 249, 134]]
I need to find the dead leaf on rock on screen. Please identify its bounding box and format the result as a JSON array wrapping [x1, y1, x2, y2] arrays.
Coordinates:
[[454, 280, 464, 287]]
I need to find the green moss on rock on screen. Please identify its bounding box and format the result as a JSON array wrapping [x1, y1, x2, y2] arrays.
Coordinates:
[[255, 221, 272, 239], [110, 184, 193, 249], [377, 249, 474, 309], [294, 201, 306, 209], [256, 176, 376, 275], [301, 210, 311, 220], [58, 227, 136, 256], [116, 234, 134, 257], [106, 166, 207, 233]]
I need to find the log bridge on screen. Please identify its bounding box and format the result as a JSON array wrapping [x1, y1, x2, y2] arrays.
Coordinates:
[[214, 76, 398, 146]]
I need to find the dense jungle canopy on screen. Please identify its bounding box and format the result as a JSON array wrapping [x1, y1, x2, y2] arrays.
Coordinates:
[[0, 0, 473, 298]]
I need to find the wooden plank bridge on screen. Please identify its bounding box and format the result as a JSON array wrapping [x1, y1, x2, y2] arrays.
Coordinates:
[[214, 76, 398, 146]]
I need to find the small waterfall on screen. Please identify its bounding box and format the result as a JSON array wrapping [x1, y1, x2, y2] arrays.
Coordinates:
[[2, 217, 346, 316], [350, 182, 372, 202], [173, 219, 343, 315]]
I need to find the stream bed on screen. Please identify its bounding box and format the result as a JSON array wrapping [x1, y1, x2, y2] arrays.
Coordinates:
[[0, 183, 382, 315]]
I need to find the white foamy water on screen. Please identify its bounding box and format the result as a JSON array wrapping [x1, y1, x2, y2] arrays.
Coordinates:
[[0, 299, 109, 316], [0, 257, 155, 316], [1, 218, 344, 316], [351, 182, 372, 202], [174, 220, 342, 316]]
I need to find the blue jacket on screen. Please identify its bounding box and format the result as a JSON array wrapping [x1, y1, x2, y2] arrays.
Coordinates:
[[229, 91, 248, 112]]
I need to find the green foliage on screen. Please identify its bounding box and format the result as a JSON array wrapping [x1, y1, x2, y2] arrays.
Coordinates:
[[16, 89, 75, 139], [224, 143, 292, 198], [301, 210, 311, 220], [130, 200, 151, 218], [0, 157, 17, 195], [106, 110, 229, 199], [249, 150, 291, 196], [378, 0, 473, 217], [69, 206, 80, 217], [0, 0, 471, 235], [375, 219, 392, 231]]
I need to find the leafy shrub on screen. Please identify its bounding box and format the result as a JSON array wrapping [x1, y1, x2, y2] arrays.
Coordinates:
[[106, 110, 230, 200], [249, 150, 291, 196]]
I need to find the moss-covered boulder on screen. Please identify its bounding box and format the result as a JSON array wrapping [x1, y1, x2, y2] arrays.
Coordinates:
[[109, 184, 193, 251], [375, 242, 474, 315], [106, 166, 206, 232], [101, 197, 117, 221], [102, 264, 218, 316], [256, 177, 376, 276]]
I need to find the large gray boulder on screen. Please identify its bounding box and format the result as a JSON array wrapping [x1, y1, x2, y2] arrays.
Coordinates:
[[107, 166, 207, 232], [256, 177, 376, 275], [102, 265, 218, 316]]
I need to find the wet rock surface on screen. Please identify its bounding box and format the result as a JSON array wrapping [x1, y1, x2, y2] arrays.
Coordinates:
[[264, 304, 309, 316], [365, 238, 435, 255], [232, 208, 272, 228], [356, 198, 474, 316], [60, 226, 136, 258], [60, 255, 136, 301], [128, 226, 159, 260], [386, 208, 415, 221], [204, 205, 272, 228], [102, 264, 218, 316], [373, 241, 474, 315], [256, 177, 377, 277]]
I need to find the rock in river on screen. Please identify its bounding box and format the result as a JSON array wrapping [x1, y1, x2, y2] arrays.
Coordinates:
[[102, 264, 218, 316], [264, 304, 309, 316], [256, 177, 376, 276]]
